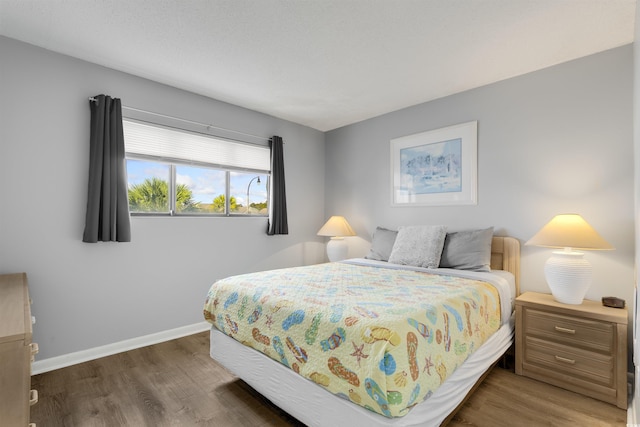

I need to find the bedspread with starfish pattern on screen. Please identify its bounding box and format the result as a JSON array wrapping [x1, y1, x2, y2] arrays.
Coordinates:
[[203, 261, 501, 418]]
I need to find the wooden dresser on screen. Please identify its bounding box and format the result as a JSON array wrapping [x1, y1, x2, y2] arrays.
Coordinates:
[[515, 292, 627, 409], [0, 273, 38, 426]]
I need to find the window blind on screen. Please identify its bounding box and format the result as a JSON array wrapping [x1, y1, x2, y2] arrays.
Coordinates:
[[123, 120, 270, 171]]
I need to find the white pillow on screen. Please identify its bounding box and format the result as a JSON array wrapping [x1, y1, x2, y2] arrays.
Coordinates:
[[388, 225, 447, 268]]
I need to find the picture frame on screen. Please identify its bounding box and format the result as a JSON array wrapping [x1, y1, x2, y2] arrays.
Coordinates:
[[390, 121, 477, 206]]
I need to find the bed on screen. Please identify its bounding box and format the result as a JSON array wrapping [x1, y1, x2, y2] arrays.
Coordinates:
[[204, 229, 520, 426]]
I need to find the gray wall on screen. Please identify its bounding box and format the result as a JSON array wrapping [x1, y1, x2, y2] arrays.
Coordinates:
[[0, 36, 327, 360], [0, 35, 634, 364], [326, 45, 634, 307]]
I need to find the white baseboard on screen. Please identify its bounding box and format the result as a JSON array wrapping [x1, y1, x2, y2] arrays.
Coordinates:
[[32, 321, 211, 375]]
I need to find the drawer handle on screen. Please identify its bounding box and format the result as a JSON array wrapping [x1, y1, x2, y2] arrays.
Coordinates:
[[30, 343, 39, 363], [555, 355, 576, 365], [29, 389, 38, 406], [554, 326, 576, 334]]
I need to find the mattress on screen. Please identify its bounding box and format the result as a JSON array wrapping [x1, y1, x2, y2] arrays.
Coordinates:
[[204, 259, 515, 422], [209, 319, 513, 426]]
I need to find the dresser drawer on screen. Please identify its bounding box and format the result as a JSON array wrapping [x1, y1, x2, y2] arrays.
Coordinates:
[[523, 308, 613, 353], [524, 336, 614, 387], [0, 273, 34, 425]]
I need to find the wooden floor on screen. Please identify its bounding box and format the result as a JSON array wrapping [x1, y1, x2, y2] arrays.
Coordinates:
[[31, 331, 627, 427]]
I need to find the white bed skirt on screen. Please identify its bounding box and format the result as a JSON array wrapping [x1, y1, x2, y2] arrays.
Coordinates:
[[209, 316, 514, 427]]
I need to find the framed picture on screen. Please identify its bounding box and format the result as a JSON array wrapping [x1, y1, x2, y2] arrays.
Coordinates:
[[391, 121, 477, 206]]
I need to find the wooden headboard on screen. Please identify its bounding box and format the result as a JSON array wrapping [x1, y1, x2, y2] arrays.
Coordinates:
[[490, 236, 521, 296]]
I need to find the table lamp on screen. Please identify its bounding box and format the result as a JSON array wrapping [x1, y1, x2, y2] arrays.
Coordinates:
[[317, 216, 356, 262], [526, 213, 613, 304]]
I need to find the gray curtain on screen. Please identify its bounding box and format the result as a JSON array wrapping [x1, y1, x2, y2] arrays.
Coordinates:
[[82, 94, 131, 242], [267, 136, 288, 235]]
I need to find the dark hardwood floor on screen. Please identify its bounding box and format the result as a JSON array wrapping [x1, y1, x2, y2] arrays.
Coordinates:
[[30, 331, 627, 426]]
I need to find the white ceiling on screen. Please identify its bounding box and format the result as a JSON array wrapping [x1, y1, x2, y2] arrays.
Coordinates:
[[0, 1, 636, 131]]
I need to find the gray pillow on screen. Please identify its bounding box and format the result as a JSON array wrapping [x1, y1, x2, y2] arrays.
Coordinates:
[[365, 227, 398, 261], [388, 225, 447, 269], [439, 227, 494, 271]]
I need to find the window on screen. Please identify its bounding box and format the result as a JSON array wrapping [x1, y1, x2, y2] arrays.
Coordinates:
[[123, 120, 270, 216]]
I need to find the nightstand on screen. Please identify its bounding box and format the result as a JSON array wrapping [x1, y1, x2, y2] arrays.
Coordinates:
[[515, 292, 628, 409]]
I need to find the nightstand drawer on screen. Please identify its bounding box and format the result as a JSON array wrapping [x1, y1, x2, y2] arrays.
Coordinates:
[[524, 336, 614, 388], [523, 308, 613, 353]]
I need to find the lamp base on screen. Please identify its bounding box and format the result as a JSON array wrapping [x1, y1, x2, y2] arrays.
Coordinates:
[[326, 237, 348, 262], [544, 250, 592, 305]]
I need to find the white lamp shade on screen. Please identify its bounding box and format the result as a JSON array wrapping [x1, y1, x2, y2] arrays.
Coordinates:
[[526, 214, 613, 250], [317, 216, 356, 237], [526, 213, 613, 305], [318, 216, 356, 262]]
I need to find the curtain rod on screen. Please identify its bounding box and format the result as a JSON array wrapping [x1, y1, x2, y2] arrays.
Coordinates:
[[88, 97, 270, 142]]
